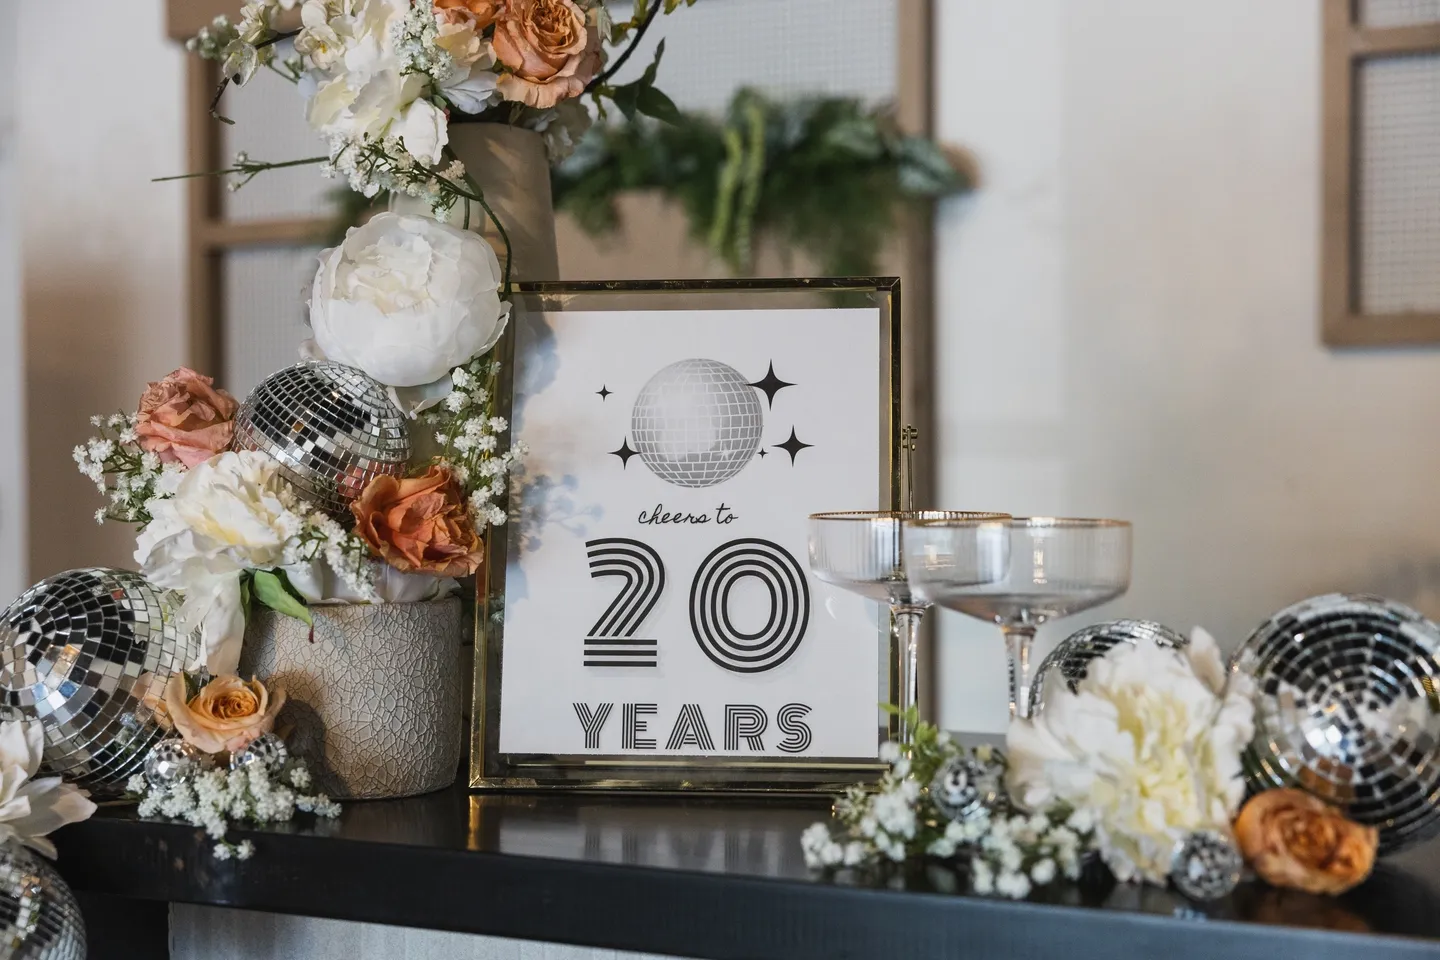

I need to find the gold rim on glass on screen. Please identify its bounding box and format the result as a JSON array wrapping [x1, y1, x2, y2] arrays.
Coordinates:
[[905, 515, 1129, 529], [809, 510, 1010, 522]]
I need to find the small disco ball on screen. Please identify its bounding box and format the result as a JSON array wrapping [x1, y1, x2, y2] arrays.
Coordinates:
[[1028, 619, 1189, 716], [143, 739, 208, 788], [1169, 830, 1243, 902], [0, 844, 86, 960], [630, 359, 763, 489], [229, 733, 288, 773], [232, 361, 410, 516], [928, 754, 998, 823], [0, 569, 197, 799], [1234, 593, 1440, 854]]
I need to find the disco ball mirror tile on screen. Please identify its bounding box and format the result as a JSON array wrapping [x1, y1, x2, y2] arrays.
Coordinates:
[[1028, 619, 1189, 715], [0, 569, 196, 798], [1233, 593, 1440, 854], [631, 358, 763, 488], [0, 844, 85, 960], [232, 361, 410, 516]]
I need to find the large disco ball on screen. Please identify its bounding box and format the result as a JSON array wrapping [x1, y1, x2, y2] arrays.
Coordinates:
[[232, 361, 410, 516], [631, 359, 763, 488], [0, 569, 196, 798], [0, 844, 85, 960], [1234, 593, 1440, 854], [1028, 619, 1188, 715]]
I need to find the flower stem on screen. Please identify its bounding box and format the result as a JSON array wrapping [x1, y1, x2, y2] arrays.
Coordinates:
[[588, 2, 662, 92]]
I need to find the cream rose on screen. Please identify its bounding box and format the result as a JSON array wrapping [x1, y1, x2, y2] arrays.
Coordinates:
[[308, 212, 509, 397], [1006, 627, 1256, 884], [165, 675, 286, 755], [136, 451, 305, 674]]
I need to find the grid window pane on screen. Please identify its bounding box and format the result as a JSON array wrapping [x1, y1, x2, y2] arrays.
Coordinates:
[[222, 247, 322, 397], [220, 63, 335, 223], [1357, 54, 1440, 315], [607, 0, 897, 112], [1361, 0, 1440, 28]]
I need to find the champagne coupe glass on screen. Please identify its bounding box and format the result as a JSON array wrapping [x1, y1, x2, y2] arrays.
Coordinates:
[[904, 517, 1132, 720], [808, 511, 1010, 743]]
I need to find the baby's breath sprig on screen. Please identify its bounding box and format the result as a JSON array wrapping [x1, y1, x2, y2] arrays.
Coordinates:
[[801, 714, 1098, 900], [127, 755, 341, 861], [282, 511, 378, 601], [73, 413, 183, 526], [423, 355, 527, 531]]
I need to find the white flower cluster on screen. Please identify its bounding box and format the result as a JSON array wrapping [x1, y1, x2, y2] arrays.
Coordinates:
[[322, 137, 465, 219], [425, 359, 526, 528], [73, 414, 184, 526], [185, 15, 240, 60], [802, 726, 1097, 901], [283, 511, 378, 601], [127, 757, 340, 860], [392, 3, 459, 84]]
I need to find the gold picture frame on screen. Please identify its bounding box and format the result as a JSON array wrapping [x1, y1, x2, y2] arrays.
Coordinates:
[[470, 278, 902, 792]]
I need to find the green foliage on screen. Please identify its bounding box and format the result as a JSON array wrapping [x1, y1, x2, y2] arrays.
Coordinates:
[[250, 569, 312, 627], [552, 89, 971, 277]]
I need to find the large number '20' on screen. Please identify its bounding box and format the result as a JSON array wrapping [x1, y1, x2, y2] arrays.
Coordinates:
[[583, 537, 809, 674]]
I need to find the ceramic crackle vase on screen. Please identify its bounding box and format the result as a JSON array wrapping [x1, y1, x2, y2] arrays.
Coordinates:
[[239, 597, 465, 800]]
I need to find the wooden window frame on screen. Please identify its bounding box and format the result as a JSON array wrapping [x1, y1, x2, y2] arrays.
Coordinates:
[[1323, 0, 1440, 346]]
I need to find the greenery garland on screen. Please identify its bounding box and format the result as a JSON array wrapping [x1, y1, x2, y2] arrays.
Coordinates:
[[552, 88, 971, 277]]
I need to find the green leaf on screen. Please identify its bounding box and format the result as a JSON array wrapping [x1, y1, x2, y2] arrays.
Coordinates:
[[239, 573, 253, 621], [640, 38, 666, 86], [251, 569, 313, 626], [636, 86, 681, 125]]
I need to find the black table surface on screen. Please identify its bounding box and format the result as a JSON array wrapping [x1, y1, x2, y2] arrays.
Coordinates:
[[48, 780, 1440, 960]]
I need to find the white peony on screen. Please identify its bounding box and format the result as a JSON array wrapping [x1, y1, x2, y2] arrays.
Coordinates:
[[0, 720, 95, 859], [1005, 627, 1255, 885], [136, 451, 304, 674], [307, 212, 509, 403]]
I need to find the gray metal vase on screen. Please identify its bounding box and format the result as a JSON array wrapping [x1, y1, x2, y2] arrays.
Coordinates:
[[239, 598, 464, 800]]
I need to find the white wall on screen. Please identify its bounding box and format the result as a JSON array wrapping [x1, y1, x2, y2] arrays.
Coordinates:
[[0, 0, 25, 600], [18, 0, 187, 582], [934, 0, 1440, 732]]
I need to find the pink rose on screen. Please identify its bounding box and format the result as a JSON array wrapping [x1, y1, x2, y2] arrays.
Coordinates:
[[493, 0, 601, 109], [134, 368, 238, 468]]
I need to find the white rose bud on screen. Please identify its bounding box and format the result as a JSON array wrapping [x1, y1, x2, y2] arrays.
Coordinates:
[[309, 213, 509, 389]]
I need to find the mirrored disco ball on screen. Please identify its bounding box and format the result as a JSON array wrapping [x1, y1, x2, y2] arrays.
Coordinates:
[[0, 569, 196, 798], [1234, 593, 1440, 854], [232, 361, 410, 516], [631, 359, 763, 488], [1028, 619, 1189, 715], [0, 844, 85, 960]]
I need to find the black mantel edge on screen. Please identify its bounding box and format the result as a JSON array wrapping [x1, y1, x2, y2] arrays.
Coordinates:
[[52, 815, 1440, 960]]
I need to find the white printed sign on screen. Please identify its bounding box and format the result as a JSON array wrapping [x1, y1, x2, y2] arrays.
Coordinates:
[[496, 307, 884, 761]]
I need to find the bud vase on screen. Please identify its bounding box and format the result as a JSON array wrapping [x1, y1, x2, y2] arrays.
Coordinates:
[[392, 122, 560, 282], [238, 598, 465, 800]]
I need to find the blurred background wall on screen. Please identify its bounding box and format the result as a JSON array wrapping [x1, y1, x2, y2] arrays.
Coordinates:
[[933, 0, 1440, 732], [0, 0, 23, 604]]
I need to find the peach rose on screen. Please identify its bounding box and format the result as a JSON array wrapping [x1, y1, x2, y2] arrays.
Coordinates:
[[493, 0, 600, 109], [134, 367, 238, 468], [1234, 789, 1379, 895], [165, 674, 285, 755], [435, 0, 502, 29], [350, 465, 484, 577]]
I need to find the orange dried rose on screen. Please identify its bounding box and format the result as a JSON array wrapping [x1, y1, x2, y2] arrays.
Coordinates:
[[165, 674, 285, 755], [1234, 789, 1378, 895], [434, 0, 501, 29], [493, 0, 601, 109], [350, 466, 484, 577], [134, 367, 238, 468]]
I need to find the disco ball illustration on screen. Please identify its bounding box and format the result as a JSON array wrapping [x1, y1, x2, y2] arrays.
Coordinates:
[[0, 844, 85, 960], [0, 569, 196, 798], [232, 361, 410, 516], [1233, 593, 1440, 854], [1028, 619, 1189, 715], [630, 358, 763, 488]]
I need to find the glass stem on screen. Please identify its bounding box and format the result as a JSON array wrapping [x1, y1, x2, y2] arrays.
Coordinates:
[[1003, 624, 1038, 720], [893, 605, 926, 744]]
